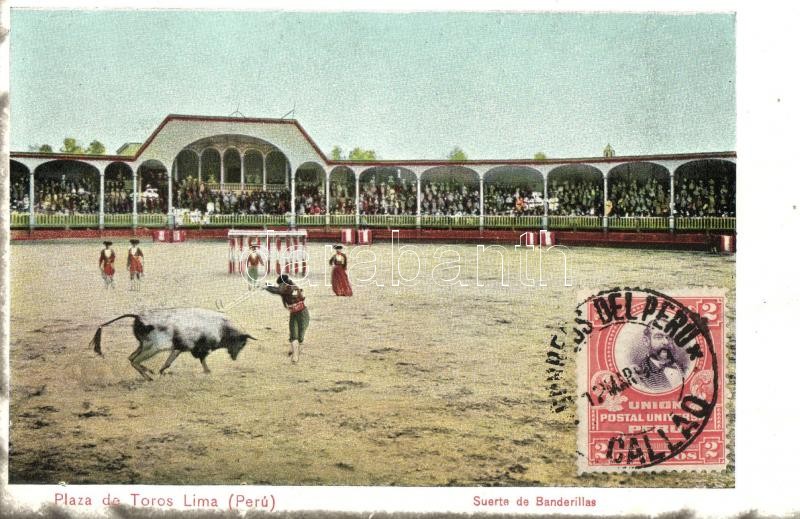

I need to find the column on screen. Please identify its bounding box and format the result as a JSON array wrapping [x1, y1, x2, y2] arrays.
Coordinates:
[[603, 173, 608, 232], [262, 154, 267, 190], [325, 169, 331, 227], [290, 164, 296, 224], [99, 170, 105, 229], [479, 176, 484, 230], [669, 168, 676, 232], [28, 170, 35, 228], [239, 150, 244, 190], [543, 173, 549, 230], [355, 170, 360, 227], [285, 161, 289, 189], [132, 166, 138, 227], [167, 161, 174, 228], [416, 175, 421, 229], [219, 152, 225, 189], [198, 152, 202, 182]]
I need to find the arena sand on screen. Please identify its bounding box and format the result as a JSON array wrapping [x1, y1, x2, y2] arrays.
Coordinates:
[[8, 239, 735, 487]]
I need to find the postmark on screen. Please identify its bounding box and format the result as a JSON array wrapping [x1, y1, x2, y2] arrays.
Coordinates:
[[573, 288, 727, 472]]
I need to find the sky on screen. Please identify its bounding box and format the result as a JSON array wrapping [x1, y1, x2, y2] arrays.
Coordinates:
[[9, 10, 735, 160]]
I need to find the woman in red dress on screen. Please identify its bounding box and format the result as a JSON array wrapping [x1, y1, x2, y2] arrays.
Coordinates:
[[329, 245, 353, 297]]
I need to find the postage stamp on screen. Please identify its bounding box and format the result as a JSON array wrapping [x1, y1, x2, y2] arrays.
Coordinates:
[[576, 289, 727, 472]]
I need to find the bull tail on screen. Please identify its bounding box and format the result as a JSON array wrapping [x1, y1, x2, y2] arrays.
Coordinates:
[[90, 314, 139, 356]]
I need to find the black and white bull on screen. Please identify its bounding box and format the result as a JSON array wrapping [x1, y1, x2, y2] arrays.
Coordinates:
[[90, 308, 257, 380]]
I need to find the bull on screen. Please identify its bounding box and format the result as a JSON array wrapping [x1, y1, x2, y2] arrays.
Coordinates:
[[89, 308, 257, 380]]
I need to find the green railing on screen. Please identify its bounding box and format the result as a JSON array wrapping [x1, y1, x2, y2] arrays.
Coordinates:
[[137, 213, 168, 227], [11, 212, 737, 233], [33, 213, 100, 228], [329, 214, 356, 227], [104, 214, 134, 228], [296, 215, 326, 227], [220, 182, 270, 192], [10, 213, 29, 229], [205, 214, 286, 228], [361, 215, 418, 228], [418, 215, 482, 229], [607, 216, 670, 231], [548, 215, 603, 230], [676, 216, 736, 231], [484, 215, 544, 229]]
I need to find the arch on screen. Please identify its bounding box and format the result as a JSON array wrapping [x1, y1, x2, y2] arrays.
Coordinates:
[[33, 160, 100, 214], [136, 159, 169, 214], [184, 133, 281, 157], [483, 166, 546, 216], [359, 166, 418, 215], [200, 148, 221, 184], [223, 148, 242, 186], [607, 162, 671, 217], [547, 164, 604, 217], [295, 161, 325, 215], [329, 166, 356, 214], [174, 149, 200, 184], [419, 165, 480, 216], [10, 160, 31, 212], [243, 150, 264, 185], [265, 151, 290, 185], [104, 162, 134, 214], [673, 159, 736, 217]]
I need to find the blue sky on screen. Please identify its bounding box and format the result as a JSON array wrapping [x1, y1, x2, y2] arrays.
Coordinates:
[[10, 11, 735, 159]]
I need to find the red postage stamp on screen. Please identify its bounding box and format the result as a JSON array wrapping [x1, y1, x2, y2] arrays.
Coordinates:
[[577, 288, 727, 473]]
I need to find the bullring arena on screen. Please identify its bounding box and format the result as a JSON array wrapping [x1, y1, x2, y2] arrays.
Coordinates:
[[7, 115, 735, 487]]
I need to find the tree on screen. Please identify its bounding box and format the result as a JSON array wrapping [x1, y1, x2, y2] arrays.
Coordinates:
[[87, 140, 106, 155], [533, 151, 547, 160], [39, 144, 54, 153], [447, 147, 468, 161], [60, 137, 85, 154], [348, 147, 377, 161], [331, 146, 343, 160]]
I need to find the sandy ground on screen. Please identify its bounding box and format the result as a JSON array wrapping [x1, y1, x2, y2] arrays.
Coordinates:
[[8, 239, 735, 486]]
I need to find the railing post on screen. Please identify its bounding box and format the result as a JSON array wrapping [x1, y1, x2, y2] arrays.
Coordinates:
[[416, 175, 421, 230], [220, 152, 225, 187], [132, 166, 138, 229], [239, 150, 244, 191], [28, 170, 35, 230], [603, 173, 608, 232], [543, 173, 549, 231], [99, 170, 105, 230], [479, 176, 484, 231], [325, 169, 330, 228], [669, 169, 675, 233], [355, 170, 360, 228]]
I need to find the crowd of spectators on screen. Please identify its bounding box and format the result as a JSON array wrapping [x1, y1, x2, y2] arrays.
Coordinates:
[[9, 179, 30, 212], [294, 185, 325, 215], [329, 182, 357, 214], [608, 177, 670, 217], [104, 179, 133, 213], [9, 172, 736, 219], [9, 177, 100, 214], [484, 184, 545, 216], [359, 176, 417, 215], [674, 177, 735, 217], [548, 179, 603, 216], [419, 181, 480, 216], [177, 177, 291, 214]]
